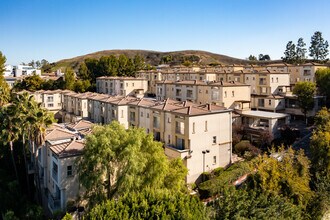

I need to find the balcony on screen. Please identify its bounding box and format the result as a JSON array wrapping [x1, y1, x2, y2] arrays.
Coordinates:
[[48, 194, 61, 212], [164, 144, 189, 159]]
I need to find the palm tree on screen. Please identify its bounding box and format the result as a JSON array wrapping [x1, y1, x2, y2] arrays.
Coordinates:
[[11, 92, 37, 198], [0, 105, 21, 181], [29, 105, 55, 203]]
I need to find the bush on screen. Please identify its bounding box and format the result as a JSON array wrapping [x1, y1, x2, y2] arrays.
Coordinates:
[[234, 141, 261, 159]]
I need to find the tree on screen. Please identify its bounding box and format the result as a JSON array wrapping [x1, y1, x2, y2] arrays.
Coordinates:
[[282, 41, 296, 63], [0, 51, 10, 106], [74, 79, 91, 93], [293, 81, 316, 123], [64, 67, 75, 90], [87, 188, 208, 220], [259, 54, 271, 61], [0, 106, 21, 181], [77, 62, 90, 80], [315, 68, 330, 106], [13, 74, 43, 92], [296, 38, 307, 64], [309, 31, 329, 62], [309, 108, 330, 218], [248, 55, 257, 61], [210, 185, 304, 220], [248, 148, 312, 208], [77, 122, 188, 207]]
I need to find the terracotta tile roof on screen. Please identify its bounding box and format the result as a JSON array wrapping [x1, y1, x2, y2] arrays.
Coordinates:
[[50, 140, 84, 158], [96, 76, 147, 80], [156, 80, 249, 87], [45, 128, 77, 141], [66, 120, 94, 131]]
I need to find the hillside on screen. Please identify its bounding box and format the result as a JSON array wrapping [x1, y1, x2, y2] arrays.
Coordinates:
[[53, 50, 263, 71]]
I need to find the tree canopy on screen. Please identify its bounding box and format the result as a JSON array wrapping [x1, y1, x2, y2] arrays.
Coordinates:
[[309, 31, 329, 62], [87, 188, 208, 220], [315, 68, 330, 106], [293, 81, 316, 121], [77, 121, 187, 207], [0, 51, 10, 106]]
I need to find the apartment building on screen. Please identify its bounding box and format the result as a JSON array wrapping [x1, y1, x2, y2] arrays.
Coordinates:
[[96, 76, 148, 97], [16, 90, 63, 119], [156, 80, 250, 109], [31, 121, 93, 213], [14, 65, 41, 77], [45, 89, 233, 183], [61, 91, 91, 123]]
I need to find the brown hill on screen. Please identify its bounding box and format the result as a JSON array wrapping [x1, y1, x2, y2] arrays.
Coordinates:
[[53, 50, 263, 70]]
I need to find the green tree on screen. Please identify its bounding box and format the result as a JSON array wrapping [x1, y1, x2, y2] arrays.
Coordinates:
[[296, 37, 307, 64], [77, 121, 188, 207], [309, 108, 330, 219], [77, 62, 90, 80], [283, 41, 296, 63], [13, 74, 43, 92], [74, 79, 91, 92], [210, 185, 304, 220], [88, 188, 208, 220], [248, 148, 312, 208], [61, 213, 73, 220], [315, 68, 330, 106], [64, 67, 75, 90], [259, 54, 271, 61], [0, 51, 10, 106], [293, 81, 316, 123], [248, 54, 257, 61], [309, 31, 329, 62]]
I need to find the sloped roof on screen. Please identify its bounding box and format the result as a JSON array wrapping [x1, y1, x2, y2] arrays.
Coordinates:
[[50, 140, 84, 158]]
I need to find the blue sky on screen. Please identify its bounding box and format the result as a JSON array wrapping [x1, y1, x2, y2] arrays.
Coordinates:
[[1, 0, 329, 65]]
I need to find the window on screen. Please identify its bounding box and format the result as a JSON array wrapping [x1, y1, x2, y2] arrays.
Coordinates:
[[213, 156, 217, 164], [147, 113, 149, 118], [246, 77, 249, 80], [121, 110, 123, 118], [271, 78, 274, 83], [167, 117, 171, 123], [47, 103, 54, 107], [132, 83, 135, 86], [192, 122, 195, 133], [67, 165, 73, 177], [205, 121, 208, 132], [141, 112, 143, 117], [268, 100, 271, 105], [206, 90, 208, 94], [253, 77, 255, 80], [213, 136, 217, 144], [232, 91, 235, 97], [224, 91, 227, 98], [47, 96, 54, 102], [276, 77, 278, 82], [126, 83, 128, 87]]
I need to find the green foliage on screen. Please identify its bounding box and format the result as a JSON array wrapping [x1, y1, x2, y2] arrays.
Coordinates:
[[77, 121, 188, 207], [61, 213, 73, 220], [309, 31, 329, 62], [198, 161, 254, 198], [293, 81, 316, 118], [0, 51, 10, 106], [3, 210, 19, 220], [13, 74, 44, 92], [64, 67, 75, 90], [87, 188, 208, 220], [248, 148, 312, 208], [315, 68, 330, 105], [283, 41, 296, 63], [210, 185, 304, 220], [282, 38, 307, 64], [161, 55, 173, 64], [296, 38, 307, 64], [234, 140, 261, 159], [258, 54, 271, 61], [248, 54, 257, 61]]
